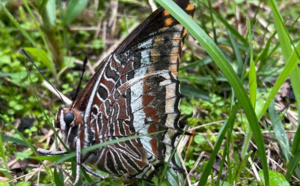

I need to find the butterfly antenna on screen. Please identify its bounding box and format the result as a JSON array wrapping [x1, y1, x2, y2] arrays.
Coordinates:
[[70, 56, 88, 109], [21, 48, 66, 107]]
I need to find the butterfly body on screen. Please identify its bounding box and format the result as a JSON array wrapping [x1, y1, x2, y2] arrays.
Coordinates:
[[42, 0, 195, 182]]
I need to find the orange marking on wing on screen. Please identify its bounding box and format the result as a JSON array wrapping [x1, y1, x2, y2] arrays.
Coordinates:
[[163, 10, 170, 16], [186, 4, 195, 11], [164, 18, 174, 26], [183, 29, 188, 37]]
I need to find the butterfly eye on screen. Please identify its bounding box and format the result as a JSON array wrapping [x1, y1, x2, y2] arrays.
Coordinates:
[[64, 112, 75, 125]]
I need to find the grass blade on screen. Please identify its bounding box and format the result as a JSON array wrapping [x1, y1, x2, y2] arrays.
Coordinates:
[[23, 47, 56, 75], [197, 1, 248, 45], [63, 0, 89, 25], [22, 0, 52, 57], [287, 127, 300, 179], [56, 131, 164, 164], [0, 131, 14, 186], [268, 0, 300, 110], [0, 2, 36, 46], [268, 100, 290, 161], [228, 30, 243, 74], [257, 42, 300, 120], [256, 0, 300, 120], [241, 18, 256, 160], [248, 18, 257, 108]]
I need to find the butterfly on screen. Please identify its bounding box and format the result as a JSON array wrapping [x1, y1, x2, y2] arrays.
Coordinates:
[[37, 0, 195, 184]]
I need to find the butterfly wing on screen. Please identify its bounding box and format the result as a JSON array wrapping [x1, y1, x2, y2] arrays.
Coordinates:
[[73, 0, 195, 179]]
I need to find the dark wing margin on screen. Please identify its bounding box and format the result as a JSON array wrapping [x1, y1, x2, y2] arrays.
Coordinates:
[[114, 0, 194, 53]]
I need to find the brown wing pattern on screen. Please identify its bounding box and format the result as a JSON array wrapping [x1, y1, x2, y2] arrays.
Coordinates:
[[70, 0, 195, 180]]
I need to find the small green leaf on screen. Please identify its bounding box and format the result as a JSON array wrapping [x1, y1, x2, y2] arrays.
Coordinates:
[[31, 126, 38, 132], [1, 134, 29, 147], [180, 104, 193, 115], [30, 155, 62, 161], [248, 18, 257, 108], [166, 168, 179, 186], [0, 181, 10, 186], [194, 135, 206, 145], [63, 0, 89, 25], [259, 170, 290, 186], [16, 182, 31, 186], [180, 85, 210, 100], [15, 151, 33, 160], [23, 47, 55, 74], [235, 0, 244, 4], [0, 55, 11, 64], [45, 0, 56, 26]]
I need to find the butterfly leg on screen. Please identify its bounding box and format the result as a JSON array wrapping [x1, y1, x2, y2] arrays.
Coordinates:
[[37, 148, 68, 155], [82, 163, 105, 179], [38, 143, 83, 185], [74, 137, 81, 185], [81, 164, 105, 186]]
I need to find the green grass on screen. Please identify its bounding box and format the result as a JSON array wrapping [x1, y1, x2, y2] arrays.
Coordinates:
[[0, 0, 299, 185]]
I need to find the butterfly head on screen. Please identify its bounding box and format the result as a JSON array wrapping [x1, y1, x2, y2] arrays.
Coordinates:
[[55, 106, 84, 133]]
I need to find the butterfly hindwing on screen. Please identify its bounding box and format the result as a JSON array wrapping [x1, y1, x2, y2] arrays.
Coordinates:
[[70, 0, 195, 180]]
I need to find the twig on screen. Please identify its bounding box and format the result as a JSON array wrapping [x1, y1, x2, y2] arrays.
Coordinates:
[[148, 0, 157, 11], [178, 154, 191, 186], [42, 80, 72, 106]]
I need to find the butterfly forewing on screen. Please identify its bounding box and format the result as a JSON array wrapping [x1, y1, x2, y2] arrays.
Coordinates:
[[57, 0, 195, 181]]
